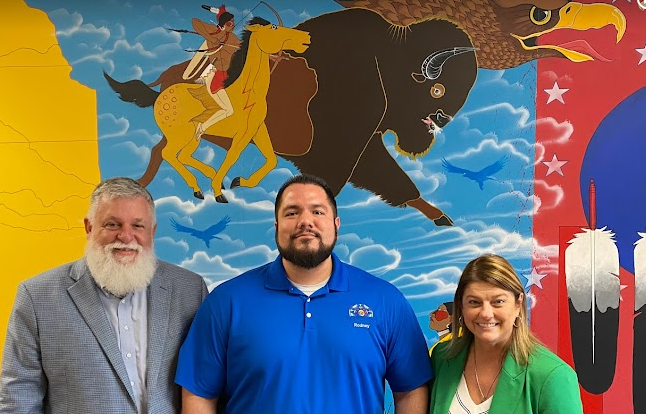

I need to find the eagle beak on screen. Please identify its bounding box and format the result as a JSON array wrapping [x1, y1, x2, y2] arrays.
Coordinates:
[[555, 3, 626, 43], [511, 2, 626, 63]]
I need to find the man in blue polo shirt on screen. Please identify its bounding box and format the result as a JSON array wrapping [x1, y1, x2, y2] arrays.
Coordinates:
[[176, 174, 432, 413]]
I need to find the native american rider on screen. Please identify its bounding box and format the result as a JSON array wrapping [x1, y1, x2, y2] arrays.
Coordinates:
[[183, 4, 241, 140]]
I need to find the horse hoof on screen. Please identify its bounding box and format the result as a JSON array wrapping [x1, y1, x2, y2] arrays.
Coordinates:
[[434, 214, 454, 227], [194, 191, 204, 200], [231, 177, 241, 188], [215, 194, 229, 203]]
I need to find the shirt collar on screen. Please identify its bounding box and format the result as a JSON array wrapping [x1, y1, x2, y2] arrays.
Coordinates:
[[265, 252, 349, 292]]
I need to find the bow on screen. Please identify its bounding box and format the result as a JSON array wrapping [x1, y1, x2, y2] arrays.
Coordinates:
[[261, 1, 285, 74], [238, 1, 285, 74], [259, 1, 283, 26]]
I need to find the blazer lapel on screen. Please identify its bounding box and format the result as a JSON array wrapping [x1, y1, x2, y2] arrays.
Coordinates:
[[67, 260, 137, 404], [146, 265, 171, 394], [434, 346, 468, 414], [489, 352, 527, 414]]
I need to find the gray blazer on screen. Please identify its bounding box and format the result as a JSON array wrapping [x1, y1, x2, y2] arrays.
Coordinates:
[[0, 258, 208, 414]]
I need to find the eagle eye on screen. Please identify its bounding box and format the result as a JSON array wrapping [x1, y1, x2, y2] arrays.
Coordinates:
[[530, 7, 551, 25], [430, 83, 445, 99]]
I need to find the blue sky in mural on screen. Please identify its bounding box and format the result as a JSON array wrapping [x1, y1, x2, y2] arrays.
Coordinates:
[[29, 0, 538, 345]]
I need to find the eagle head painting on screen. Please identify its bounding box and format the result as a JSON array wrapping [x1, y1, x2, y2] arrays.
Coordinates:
[[336, 0, 626, 68]]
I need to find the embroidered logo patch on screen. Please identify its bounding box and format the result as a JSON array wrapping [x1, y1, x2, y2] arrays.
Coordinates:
[[348, 303, 373, 318]]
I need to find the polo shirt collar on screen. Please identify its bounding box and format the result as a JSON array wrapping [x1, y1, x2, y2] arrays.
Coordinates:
[[265, 252, 350, 292]]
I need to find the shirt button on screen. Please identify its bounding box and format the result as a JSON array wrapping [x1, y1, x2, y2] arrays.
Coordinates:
[[123, 326, 129, 331], [307, 298, 311, 303], [126, 353, 132, 358], [121, 299, 126, 304], [130, 381, 135, 386], [306, 312, 312, 318]]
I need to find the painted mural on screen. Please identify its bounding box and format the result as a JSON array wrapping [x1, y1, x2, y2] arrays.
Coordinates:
[[2, 0, 646, 412]]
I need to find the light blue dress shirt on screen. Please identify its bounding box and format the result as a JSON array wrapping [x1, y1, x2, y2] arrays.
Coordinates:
[[99, 288, 148, 413]]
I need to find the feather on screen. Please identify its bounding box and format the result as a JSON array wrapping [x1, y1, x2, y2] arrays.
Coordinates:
[[565, 227, 619, 393]]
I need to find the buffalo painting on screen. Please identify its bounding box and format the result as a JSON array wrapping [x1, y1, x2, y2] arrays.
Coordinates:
[[106, 8, 478, 226]]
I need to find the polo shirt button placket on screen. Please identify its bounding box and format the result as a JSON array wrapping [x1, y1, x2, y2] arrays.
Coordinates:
[[304, 296, 314, 330]]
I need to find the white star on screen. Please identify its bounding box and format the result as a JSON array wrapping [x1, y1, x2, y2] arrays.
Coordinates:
[[525, 268, 549, 289], [542, 153, 568, 176], [637, 45, 646, 65], [620, 284, 628, 302], [544, 81, 569, 104]]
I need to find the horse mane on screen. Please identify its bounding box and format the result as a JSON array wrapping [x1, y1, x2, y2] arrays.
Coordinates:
[[224, 16, 271, 87]]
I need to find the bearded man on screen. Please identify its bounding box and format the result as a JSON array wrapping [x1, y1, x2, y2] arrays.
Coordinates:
[[0, 177, 207, 414], [176, 174, 432, 414]]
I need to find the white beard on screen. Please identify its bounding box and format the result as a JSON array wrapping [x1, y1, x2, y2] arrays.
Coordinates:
[[85, 239, 157, 297]]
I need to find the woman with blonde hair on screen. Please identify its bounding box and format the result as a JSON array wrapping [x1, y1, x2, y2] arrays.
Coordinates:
[[429, 254, 582, 413]]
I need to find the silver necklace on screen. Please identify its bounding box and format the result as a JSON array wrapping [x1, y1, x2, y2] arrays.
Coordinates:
[[473, 347, 503, 401]]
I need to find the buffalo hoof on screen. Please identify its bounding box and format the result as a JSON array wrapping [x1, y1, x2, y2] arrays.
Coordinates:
[[434, 214, 454, 227], [215, 194, 229, 203], [231, 177, 241, 188], [194, 191, 204, 200]]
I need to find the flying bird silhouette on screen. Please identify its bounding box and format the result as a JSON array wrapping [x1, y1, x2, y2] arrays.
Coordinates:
[[442, 156, 508, 190], [170, 215, 231, 248]]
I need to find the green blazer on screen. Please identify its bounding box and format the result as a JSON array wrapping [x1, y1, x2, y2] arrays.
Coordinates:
[[429, 342, 583, 414]]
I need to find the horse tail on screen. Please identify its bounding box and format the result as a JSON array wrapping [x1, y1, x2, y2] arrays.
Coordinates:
[[103, 71, 159, 108], [137, 136, 167, 187]]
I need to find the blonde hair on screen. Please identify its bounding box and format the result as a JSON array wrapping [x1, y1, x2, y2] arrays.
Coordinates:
[[447, 254, 539, 365]]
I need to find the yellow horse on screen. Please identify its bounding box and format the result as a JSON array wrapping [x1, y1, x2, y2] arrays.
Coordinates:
[[153, 18, 310, 202]]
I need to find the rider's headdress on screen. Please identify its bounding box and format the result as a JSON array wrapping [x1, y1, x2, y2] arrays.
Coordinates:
[[203, 4, 228, 20], [216, 4, 227, 19]]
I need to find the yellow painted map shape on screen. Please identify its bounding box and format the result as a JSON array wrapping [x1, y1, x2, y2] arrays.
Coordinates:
[[0, 0, 100, 361]]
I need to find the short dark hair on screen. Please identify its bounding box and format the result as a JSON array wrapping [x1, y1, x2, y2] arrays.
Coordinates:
[[443, 302, 454, 332], [443, 301, 454, 315], [218, 11, 234, 27], [274, 174, 338, 219]]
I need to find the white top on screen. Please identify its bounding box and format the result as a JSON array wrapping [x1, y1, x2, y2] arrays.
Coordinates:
[[448, 373, 492, 414], [290, 276, 331, 296]]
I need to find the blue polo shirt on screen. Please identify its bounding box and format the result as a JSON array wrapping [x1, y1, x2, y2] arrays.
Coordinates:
[[175, 253, 432, 413]]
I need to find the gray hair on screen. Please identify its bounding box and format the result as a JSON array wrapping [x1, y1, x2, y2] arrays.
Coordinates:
[[87, 177, 155, 223]]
